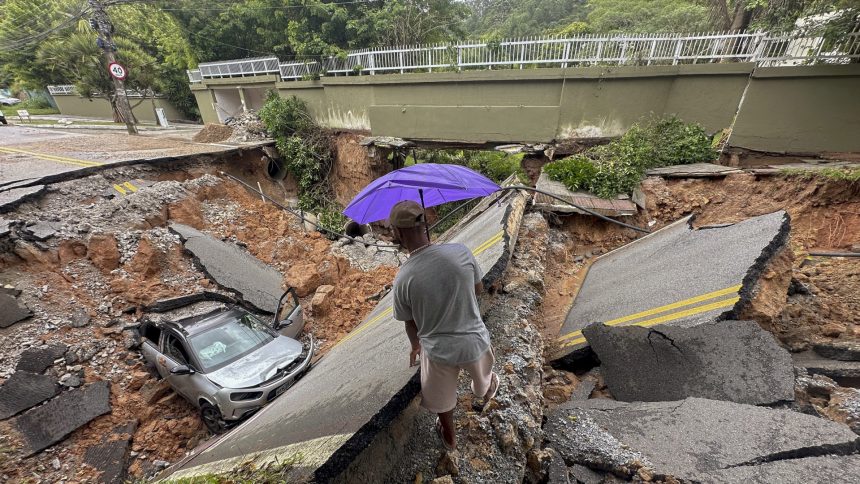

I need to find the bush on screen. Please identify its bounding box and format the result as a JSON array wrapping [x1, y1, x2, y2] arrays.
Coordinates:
[[258, 92, 315, 138], [544, 115, 716, 198], [465, 151, 525, 184]]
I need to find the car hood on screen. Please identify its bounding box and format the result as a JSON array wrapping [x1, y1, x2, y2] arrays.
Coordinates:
[[205, 336, 303, 388]]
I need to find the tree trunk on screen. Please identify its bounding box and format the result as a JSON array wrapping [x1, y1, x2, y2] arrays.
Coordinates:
[[729, 1, 753, 32]]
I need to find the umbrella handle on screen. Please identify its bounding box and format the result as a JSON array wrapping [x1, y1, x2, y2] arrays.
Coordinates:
[[419, 189, 431, 241]]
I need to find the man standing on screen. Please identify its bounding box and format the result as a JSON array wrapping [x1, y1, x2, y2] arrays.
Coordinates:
[[390, 200, 499, 451]]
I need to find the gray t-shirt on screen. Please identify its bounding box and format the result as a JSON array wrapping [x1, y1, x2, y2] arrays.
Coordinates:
[[393, 243, 490, 365]]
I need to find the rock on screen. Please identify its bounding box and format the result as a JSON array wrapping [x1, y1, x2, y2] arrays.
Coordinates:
[[170, 223, 284, 313], [0, 293, 32, 329], [11, 381, 111, 456], [429, 477, 454, 484], [814, 341, 860, 362], [139, 379, 173, 405], [153, 459, 170, 469], [62, 375, 82, 388], [51, 457, 61, 470], [167, 197, 205, 229], [286, 263, 320, 297], [546, 448, 570, 484], [569, 380, 595, 401], [822, 323, 847, 338], [0, 371, 60, 419], [69, 311, 91, 328], [16, 344, 68, 373], [569, 464, 603, 484], [545, 397, 860, 481], [311, 285, 336, 316], [123, 331, 141, 350], [582, 320, 795, 405], [436, 451, 459, 477], [88, 234, 121, 273], [850, 243, 860, 253]]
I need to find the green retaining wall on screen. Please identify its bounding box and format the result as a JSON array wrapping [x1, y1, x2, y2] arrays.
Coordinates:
[[190, 63, 860, 153], [51, 94, 188, 123]]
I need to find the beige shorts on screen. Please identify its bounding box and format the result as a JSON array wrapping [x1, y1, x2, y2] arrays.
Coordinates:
[[419, 346, 495, 414]]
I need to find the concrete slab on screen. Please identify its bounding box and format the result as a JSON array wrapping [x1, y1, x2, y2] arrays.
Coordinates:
[[533, 172, 637, 217], [813, 341, 860, 362], [164, 188, 527, 481], [0, 185, 45, 213], [23, 221, 62, 241], [0, 293, 32, 328], [702, 455, 860, 483], [15, 344, 68, 373], [12, 381, 111, 455], [554, 210, 790, 360], [645, 162, 743, 178], [142, 292, 236, 313], [84, 421, 137, 483], [546, 397, 860, 481], [169, 223, 284, 313], [582, 320, 795, 405], [0, 372, 59, 420], [794, 350, 860, 381]]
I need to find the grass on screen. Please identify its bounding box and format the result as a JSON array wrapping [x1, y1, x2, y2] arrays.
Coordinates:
[[780, 167, 860, 182], [1, 106, 59, 116]]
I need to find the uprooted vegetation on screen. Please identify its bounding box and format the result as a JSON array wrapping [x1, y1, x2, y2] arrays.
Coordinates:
[[544, 115, 717, 198]]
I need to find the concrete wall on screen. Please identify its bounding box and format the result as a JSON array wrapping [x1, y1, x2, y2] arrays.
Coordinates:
[[51, 94, 187, 123], [191, 64, 860, 153], [730, 65, 860, 153]]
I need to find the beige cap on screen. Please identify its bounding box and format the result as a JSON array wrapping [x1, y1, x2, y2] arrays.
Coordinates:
[[389, 200, 425, 228]]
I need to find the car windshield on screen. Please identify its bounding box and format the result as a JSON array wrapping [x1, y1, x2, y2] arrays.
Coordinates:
[[188, 313, 275, 372]]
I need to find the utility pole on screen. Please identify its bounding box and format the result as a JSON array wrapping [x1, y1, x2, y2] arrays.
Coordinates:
[[88, 0, 138, 135]]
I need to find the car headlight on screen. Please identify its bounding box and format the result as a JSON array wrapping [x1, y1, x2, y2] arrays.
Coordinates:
[[230, 391, 263, 401]]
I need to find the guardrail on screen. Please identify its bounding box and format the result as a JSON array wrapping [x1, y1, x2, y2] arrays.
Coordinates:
[[47, 85, 77, 95], [186, 26, 860, 82]]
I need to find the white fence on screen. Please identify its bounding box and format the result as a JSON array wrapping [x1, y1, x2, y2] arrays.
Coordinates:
[[197, 56, 281, 79], [47, 85, 160, 98], [47, 85, 76, 95], [187, 27, 860, 82]]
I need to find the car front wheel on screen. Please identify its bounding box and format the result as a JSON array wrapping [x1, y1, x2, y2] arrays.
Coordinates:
[[200, 402, 226, 434]]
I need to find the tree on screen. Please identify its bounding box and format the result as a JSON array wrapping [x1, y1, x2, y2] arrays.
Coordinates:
[[586, 0, 713, 33], [463, 0, 589, 38]]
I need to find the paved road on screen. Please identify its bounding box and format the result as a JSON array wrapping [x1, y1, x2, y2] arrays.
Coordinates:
[[165, 189, 525, 481], [0, 125, 227, 189], [553, 210, 789, 359]]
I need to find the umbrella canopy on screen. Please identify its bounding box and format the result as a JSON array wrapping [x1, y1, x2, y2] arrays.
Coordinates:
[[343, 163, 501, 224]]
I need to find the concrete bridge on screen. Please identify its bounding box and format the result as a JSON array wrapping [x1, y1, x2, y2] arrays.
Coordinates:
[[191, 63, 860, 154]]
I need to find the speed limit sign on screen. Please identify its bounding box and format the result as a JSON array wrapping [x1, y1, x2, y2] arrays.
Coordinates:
[[108, 62, 127, 80]]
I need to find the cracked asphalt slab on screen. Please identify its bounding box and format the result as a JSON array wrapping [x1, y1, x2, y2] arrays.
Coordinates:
[[545, 397, 860, 482], [553, 210, 789, 359], [162, 189, 527, 482]]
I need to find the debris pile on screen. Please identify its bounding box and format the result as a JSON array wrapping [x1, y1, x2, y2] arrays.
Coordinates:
[[226, 110, 268, 143], [192, 123, 234, 143]]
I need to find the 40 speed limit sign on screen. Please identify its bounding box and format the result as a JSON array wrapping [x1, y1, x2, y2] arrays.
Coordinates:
[[108, 62, 127, 80]]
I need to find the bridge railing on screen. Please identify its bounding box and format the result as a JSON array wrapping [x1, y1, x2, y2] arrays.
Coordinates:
[[47, 85, 77, 95], [187, 27, 860, 81]]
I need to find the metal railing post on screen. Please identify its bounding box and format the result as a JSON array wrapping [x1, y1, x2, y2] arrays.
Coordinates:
[[562, 41, 571, 68], [399, 51, 404, 74], [457, 46, 462, 71], [673, 38, 683, 65]]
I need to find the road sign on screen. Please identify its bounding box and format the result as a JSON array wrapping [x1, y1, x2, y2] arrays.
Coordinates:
[[108, 62, 127, 80]]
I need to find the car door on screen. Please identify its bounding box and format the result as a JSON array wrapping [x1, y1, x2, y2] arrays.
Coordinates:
[[273, 287, 304, 339], [161, 332, 200, 400], [139, 322, 168, 378]]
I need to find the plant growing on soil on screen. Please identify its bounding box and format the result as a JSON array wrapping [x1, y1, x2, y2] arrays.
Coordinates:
[[545, 115, 716, 198], [259, 92, 346, 236], [780, 167, 860, 182]]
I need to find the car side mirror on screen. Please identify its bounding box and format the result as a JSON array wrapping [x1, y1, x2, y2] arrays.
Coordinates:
[[170, 365, 195, 375], [276, 319, 294, 330]]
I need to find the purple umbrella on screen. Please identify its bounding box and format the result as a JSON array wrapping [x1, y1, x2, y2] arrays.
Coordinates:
[[343, 163, 500, 225]]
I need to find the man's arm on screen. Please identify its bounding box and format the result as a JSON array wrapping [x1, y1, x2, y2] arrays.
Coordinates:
[[405, 320, 420, 367]]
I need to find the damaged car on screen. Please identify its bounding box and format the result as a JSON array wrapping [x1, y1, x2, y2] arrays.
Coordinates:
[[139, 288, 314, 433]]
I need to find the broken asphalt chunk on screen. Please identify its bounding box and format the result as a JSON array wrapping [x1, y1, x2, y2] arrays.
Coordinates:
[[703, 455, 860, 484], [84, 421, 137, 484], [169, 223, 283, 313], [794, 350, 860, 383], [0, 185, 45, 213], [582, 320, 794, 405], [0, 293, 33, 328], [545, 397, 860, 482], [22, 221, 62, 241], [12, 380, 111, 456], [15, 343, 68, 373], [0, 372, 59, 420]]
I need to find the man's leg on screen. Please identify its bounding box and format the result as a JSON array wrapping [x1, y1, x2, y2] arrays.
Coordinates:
[[465, 347, 498, 403], [438, 409, 456, 448]]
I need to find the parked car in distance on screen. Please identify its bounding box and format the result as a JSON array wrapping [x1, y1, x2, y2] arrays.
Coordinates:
[[0, 96, 21, 106], [139, 288, 313, 433]]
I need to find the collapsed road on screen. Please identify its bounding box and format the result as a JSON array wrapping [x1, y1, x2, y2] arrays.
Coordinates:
[[553, 210, 790, 361], [161, 188, 527, 481]]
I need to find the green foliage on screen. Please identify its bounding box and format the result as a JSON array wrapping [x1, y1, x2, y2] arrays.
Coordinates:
[[586, 0, 713, 33], [162, 452, 302, 484], [464, 0, 589, 38], [259, 93, 345, 237], [780, 167, 860, 182], [545, 116, 716, 198], [409, 149, 524, 184], [16, 97, 53, 110]]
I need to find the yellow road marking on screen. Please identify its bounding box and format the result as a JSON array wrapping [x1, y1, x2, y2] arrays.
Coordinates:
[[123, 181, 138, 192], [558, 284, 742, 342], [113, 184, 127, 195], [0, 146, 103, 168], [560, 296, 740, 348], [334, 229, 507, 348]]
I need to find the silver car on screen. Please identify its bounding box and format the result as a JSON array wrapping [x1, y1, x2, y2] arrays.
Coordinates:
[[139, 289, 314, 432]]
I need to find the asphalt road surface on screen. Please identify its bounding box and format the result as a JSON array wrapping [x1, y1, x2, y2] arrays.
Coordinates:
[[553, 210, 789, 359], [165, 190, 525, 481], [0, 125, 225, 189]]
